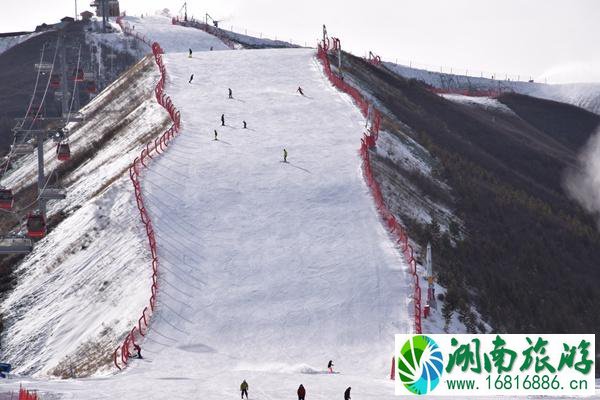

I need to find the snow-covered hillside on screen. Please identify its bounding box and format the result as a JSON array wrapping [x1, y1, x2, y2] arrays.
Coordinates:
[[0, 32, 41, 56], [0, 14, 416, 399], [385, 62, 600, 114], [0, 56, 167, 376], [0, 13, 597, 400]]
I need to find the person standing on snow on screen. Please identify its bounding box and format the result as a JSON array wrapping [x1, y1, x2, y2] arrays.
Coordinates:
[[240, 380, 249, 399], [188, 48, 193, 58], [214, 130, 218, 141], [283, 148, 288, 163], [221, 114, 225, 126], [344, 387, 351, 400], [228, 88, 233, 99], [297, 384, 306, 400], [189, 74, 194, 84], [297, 86, 304, 96], [243, 120, 247, 129], [133, 344, 142, 359], [328, 360, 334, 373]]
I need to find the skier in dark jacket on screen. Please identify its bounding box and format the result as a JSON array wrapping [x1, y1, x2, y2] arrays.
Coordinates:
[[243, 120, 247, 129], [297, 384, 306, 400], [214, 130, 218, 141], [133, 344, 142, 359], [228, 88, 233, 99], [283, 148, 288, 163], [328, 360, 334, 373], [240, 380, 249, 399], [221, 114, 225, 126], [188, 48, 192, 58], [189, 74, 194, 84], [344, 387, 351, 400], [297, 86, 304, 96]]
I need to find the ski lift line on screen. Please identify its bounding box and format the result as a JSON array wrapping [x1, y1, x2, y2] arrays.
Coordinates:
[[26, 38, 61, 133], [65, 45, 83, 126], [19, 43, 47, 129], [0, 169, 59, 220], [1, 41, 54, 182]]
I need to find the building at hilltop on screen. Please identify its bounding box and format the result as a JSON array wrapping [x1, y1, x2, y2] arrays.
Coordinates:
[[90, 0, 120, 17]]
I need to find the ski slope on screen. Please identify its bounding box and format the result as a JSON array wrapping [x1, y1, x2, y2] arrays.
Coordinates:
[[1, 13, 596, 400], [0, 15, 415, 398], [116, 15, 230, 53], [128, 46, 412, 395]]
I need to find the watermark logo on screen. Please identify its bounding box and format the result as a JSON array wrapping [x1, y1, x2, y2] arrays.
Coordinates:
[[397, 335, 444, 395], [395, 334, 595, 397]]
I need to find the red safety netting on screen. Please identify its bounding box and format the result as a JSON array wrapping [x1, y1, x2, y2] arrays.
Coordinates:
[[112, 17, 182, 371], [19, 386, 39, 400], [317, 41, 422, 334]]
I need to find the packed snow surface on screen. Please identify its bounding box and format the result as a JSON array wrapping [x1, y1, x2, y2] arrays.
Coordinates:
[[0, 14, 597, 400], [116, 15, 229, 52]]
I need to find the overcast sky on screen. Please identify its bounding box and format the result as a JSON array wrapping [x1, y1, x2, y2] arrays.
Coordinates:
[[1, 0, 599, 83]]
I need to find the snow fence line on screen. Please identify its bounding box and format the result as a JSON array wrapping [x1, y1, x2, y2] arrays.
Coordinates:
[[112, 16, 182, 371], [317, 40, 422, 334]]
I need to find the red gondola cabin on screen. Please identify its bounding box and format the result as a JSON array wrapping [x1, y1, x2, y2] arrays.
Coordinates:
[[57, 143, 71, 161], [27, 213, 46, 238], [0, 189, 14, 210], [50, 74, 60, 89], [85, 81, 97, 94], [71, 68, 84, 82]]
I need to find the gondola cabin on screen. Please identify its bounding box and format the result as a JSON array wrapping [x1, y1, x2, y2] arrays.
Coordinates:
[[0, 189, 14, 210], [71, 68, 84, 82], [26, 213, 46, 239], [85, 81, 97, 94], [56, 143, 71, 161], [50, 74, 60, 89]]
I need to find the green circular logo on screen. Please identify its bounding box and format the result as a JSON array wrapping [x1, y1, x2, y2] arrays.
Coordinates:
[[397, 335, 444, 395]]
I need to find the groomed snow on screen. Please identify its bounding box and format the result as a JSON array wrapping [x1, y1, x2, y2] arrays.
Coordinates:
[[0, 14, 597, 400], [116, 15, 229, 53]]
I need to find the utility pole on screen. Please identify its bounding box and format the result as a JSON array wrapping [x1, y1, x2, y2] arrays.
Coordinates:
[[102, 0, 109, 33]]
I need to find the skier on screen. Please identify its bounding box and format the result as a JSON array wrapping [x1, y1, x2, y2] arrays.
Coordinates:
[[228, 88, 233, 99], [297, 86, 304, 96], [221, 114, 225, 126], [283, 148, 288, 163], [328, 360, 334, 373], [344, 387, 351, 400], [189, 74, 194, 84], [189, 48, 193, 58], [297, 384, 306, 400], [240, 380, 249, 399], [210, 46, 214, 51], [243, 120, 247, 129], [133, 344, 143, 359], [214, 130, 218, 141]]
